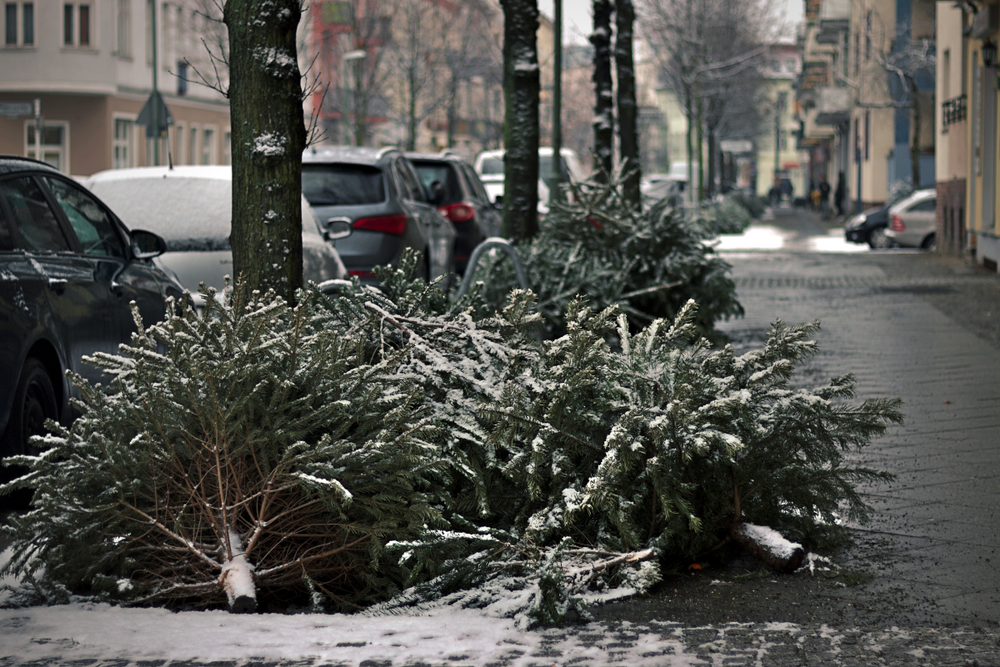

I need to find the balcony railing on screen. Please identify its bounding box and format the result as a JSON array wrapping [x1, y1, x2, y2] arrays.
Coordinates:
[[942, 94, 967, 128]]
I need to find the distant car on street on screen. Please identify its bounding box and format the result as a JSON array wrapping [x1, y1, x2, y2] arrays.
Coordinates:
[[302, 146, 455, 285], [884, 188, 937, 250], [405, 151, 499, 275], [0, 155, 184, 459], [844, 189, 914, 248], [82, 166, 347, 306]]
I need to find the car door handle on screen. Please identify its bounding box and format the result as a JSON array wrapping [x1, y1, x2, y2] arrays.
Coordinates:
[[47, 278, 68, 294]]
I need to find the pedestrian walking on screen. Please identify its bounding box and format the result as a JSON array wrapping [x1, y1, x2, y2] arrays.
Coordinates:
[[834, 172, 846, 217], [818, 175, 831, 218]]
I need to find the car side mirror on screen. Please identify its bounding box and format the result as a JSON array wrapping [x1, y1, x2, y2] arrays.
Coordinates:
[[131, 229, 167, 259], [324, 217, 353, 241], [427, 180, 445, 206]]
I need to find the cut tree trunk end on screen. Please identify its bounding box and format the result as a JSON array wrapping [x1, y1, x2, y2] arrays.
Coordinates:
[[730, 522, 805, 574], [221, 530, 257, 613]]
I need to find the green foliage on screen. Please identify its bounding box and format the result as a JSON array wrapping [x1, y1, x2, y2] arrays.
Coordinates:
[[694, 197, 753, 235], [467, 176, 743, 340], [1, 284, 442, 611], [1, 257, 902, 628], [479, 300, 903, 560]]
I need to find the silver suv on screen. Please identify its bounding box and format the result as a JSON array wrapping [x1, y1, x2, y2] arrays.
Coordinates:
[[302, 146, 455, 285]]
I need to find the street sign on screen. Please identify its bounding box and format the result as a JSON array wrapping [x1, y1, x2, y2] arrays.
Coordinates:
[[135, 90, 173, 138], [0, 101, 34, 118]]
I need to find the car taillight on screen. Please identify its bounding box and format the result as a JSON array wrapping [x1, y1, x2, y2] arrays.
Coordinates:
[[891, 215, 905, 232], [349, 269, 377, 278], [438, 203, 476, 223], [354, 214, 408, 235]]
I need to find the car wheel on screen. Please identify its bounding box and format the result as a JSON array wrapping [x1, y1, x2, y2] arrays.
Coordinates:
[[3, 358, 58, 458], [922, 233, 937, 251], [868, 227, 891, 249]]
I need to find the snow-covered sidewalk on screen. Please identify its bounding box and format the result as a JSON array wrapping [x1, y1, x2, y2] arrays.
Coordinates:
[[3, 602, 1000, 666]]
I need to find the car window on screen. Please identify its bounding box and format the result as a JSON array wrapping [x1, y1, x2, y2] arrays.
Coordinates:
[[0, 176, 72, 252], [395, 159, 427, 202], [908, 199, 936, 213], [412, 162, 461, 202], [42, 176, 125, 258], [0, 202, 15, 251], [302, 164, 385, 205], [479, 156, 504, 175], [462, 164, 491, 201]]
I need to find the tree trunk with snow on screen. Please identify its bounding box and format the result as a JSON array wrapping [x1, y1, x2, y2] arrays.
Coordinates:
[[615, 0, 640, 208], [500, 0, 540, 240], [221, 529, 257, 613], [730, 522, 806, 574], [224, 0, 306, 305], [592, 0, 614, 182]]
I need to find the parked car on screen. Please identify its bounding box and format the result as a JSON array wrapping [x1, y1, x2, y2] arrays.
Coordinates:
[[302, 146, 455, 285], [884, 188, 937, 249], [473, 147, 585, 212], [406, 151, 500, 275], [0, 155, 184, 459], [844, 189, 914, 248], [640, 175, 686, 208], [83, 166, 347, 306]]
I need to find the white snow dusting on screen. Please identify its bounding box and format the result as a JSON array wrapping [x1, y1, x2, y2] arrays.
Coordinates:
[[253, 133, 287, 157]]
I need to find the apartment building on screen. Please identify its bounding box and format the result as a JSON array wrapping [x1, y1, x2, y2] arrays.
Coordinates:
[[935, 0, 1000, 269], [0, 0, 230, 176], [796, 0, 935, 212]]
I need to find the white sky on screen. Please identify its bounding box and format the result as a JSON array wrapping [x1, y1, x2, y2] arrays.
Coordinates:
[[538, 0, 805, 46]]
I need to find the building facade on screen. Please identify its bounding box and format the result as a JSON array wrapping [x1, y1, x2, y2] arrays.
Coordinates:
[[1, 0, 231, 176]]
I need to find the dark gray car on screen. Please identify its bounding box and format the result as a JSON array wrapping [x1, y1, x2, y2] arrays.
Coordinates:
[[406, 151, 500, 275], [0, 156, 183, 459], [302, 146, 455, 285]]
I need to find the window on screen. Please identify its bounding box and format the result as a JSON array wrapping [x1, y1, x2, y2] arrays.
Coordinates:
[[42, 176, 124, 257], [116, 0, 129, 56], [223, 130, 231, 165], [63, 3, 91, 47], [0, 176, 72, 252], [26, 122, 68, 172], [201, 127, 214, 164], [113, 117, 134, 169], [173, 121, 185, 164], [4, 1, 33, 46], [188, 125, 197, 166]]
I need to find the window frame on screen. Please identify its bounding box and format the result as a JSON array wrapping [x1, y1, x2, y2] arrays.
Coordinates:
[[116, 0, 130, 57], [112, 114, 137, 169], [63, 2, 94, 48], [24, 121, 71, 174], [4, 1, 34, 47], [201, 125, 217, 165]]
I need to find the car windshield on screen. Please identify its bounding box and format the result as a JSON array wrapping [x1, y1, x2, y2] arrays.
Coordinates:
[[88, 177, 233, 251], [302, 164, 385, 205], [478, 157, 504, 176], [538, 154, 568, 181]]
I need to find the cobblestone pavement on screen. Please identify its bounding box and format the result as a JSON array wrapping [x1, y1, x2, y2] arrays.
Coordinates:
[[4, 210, 1000, 666]]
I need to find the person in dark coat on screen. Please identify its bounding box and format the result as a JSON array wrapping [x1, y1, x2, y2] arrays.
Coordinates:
[[818, 175, 831, 216]]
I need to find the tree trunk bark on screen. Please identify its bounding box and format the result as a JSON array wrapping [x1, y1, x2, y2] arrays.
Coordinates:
[[224, 0, 306, 306], [500, 0, 540, 240], [592, 0, 614, 182], [615, 0, 640, 209]]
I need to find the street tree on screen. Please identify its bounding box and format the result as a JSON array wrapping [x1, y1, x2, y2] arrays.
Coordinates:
[[639, 0, 777, 201], [224, 0, 307, 304], [500, 0, 541, 240], [616, 0, 641, 207], [592, 0, 614, 181]]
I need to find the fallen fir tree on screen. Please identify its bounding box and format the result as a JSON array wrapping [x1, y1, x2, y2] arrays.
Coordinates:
[[468, 174, 744, 341], [1, 261, 902, 625]]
